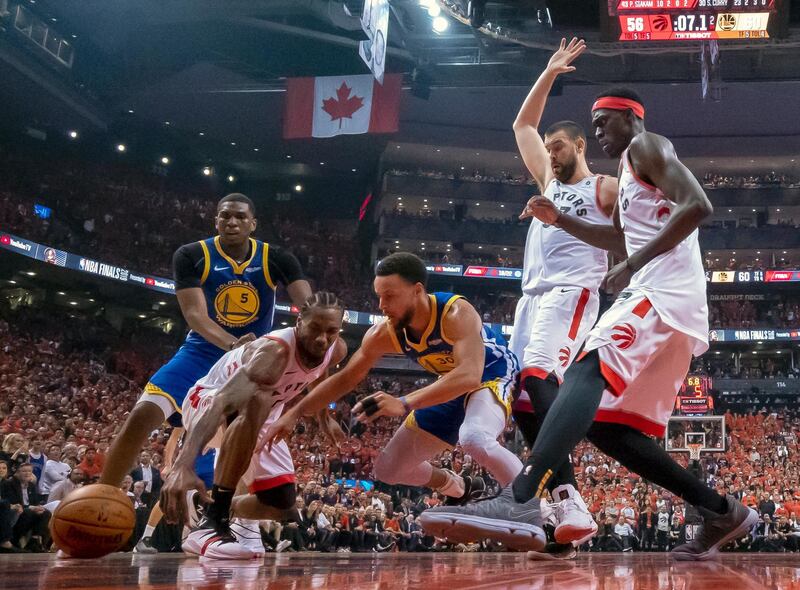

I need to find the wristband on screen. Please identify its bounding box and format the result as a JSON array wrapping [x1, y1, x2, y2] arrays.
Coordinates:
[[399, 396, 412, 414]]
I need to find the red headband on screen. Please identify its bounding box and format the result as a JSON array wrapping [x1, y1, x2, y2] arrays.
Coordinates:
[[592, 97, 645, 119]]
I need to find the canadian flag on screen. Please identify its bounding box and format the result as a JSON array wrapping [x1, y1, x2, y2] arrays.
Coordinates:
[[283, 74, 401, 139]]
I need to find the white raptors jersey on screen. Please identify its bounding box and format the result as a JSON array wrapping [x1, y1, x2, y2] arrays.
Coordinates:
[[619, 149, 709, 356], [188, 327, 336, 421], [521, 175, 611, 295]]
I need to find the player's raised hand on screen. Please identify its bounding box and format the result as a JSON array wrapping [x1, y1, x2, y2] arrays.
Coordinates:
[[353, 391, 405, 423], [546, 37, 586, 75], [161, 465, 209, 526], [520, 195, 560, 225]]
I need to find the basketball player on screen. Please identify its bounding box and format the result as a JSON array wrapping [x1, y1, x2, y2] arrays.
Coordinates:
[[98, 193, 311, 552], [511, 37, 619, 549], [160, 293, 347, 559], [420, 85, 758, 560], [264, 253, 522, 506]]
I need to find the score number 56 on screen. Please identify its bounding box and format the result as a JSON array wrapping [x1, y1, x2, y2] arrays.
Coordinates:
[[626, 17, 646, 31]]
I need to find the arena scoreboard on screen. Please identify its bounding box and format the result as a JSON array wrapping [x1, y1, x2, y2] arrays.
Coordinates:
[[608, 0, 776, 41], [677, 375, 714, 415]]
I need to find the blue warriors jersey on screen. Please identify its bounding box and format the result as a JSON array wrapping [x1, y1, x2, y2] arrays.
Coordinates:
[[387, 292, 516, 384], [184, 236, 277, 349], [145, 236, 277, 426], [390, 292, 520, 446]]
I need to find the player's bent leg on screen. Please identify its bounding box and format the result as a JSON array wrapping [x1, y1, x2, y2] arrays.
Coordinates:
[[99, 400, 168, 487], [586, 421, 757, 560], [373, 424, 463, 497], [458, 388, 521, 487]]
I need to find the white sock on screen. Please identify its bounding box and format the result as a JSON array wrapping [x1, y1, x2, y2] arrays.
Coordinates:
[[143, 524, 156, 538], [437, 471, 465, 498]]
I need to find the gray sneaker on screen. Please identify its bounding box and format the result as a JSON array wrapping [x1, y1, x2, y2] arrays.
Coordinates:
[[671, 495, 758, 561], [419, 485, 546, 551]]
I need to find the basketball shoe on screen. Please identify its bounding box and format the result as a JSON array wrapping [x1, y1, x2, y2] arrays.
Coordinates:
[[550, 484, 598, 545], [183, 516, 255, 560], [670, 495, 758, 561], [419, 485, 546, 551]]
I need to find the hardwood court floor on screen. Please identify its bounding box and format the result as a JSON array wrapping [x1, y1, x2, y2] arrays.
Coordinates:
[[1, 551, 796, 589]]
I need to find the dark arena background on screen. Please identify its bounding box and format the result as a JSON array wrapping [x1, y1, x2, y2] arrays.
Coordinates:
[[1, 0, 800, 588]]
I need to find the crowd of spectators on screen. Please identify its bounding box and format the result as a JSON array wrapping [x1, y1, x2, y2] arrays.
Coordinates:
[[422, 249, 523, 270], [389, 167, 800, 191], [702, 172, 799, 189], [708, 295, 800, 330], [690, 354, 800, 381], [4, 147, 800, 330], [386, 168, 537, 187], [0, 147, 372, 313]]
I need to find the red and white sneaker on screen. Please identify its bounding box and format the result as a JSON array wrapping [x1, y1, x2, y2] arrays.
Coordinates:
[[182, 517, 255, 560], [230, 519, 265, 557], [551, 485, 598, 545]]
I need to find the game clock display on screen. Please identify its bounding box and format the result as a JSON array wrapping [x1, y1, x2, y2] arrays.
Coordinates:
[[619, 11, 770, 40]]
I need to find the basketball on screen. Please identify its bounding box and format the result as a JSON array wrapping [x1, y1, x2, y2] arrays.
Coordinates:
[[50, 484, 136, 558]]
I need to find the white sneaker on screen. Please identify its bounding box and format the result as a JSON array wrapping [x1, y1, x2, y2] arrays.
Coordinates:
[[183, 518, 256, 560], [551, 485, 598, 545], [231, 519, 265, 557], [275, 539, 292, 553]]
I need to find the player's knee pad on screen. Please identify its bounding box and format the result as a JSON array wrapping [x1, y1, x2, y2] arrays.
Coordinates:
[[457, 426, 495, 462], [254, 483, 296, 511]]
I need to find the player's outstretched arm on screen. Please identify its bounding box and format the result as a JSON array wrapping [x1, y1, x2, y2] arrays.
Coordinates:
[[263, 325, 390, 449], [513, 37, 586, 190], [604, 133, 713, 292], [354, 300, 484, 422]]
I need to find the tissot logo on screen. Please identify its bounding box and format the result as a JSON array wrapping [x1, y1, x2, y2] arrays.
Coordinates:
[[145, 278, 155, 286], [153, 279, 174, 290], [3, 236, 31, 252]]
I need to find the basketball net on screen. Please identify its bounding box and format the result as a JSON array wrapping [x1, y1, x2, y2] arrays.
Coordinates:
[[687, 443, 703, 462]]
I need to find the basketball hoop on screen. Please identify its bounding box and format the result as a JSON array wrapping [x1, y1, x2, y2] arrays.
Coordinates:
[[687, 443, 703, 462]]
